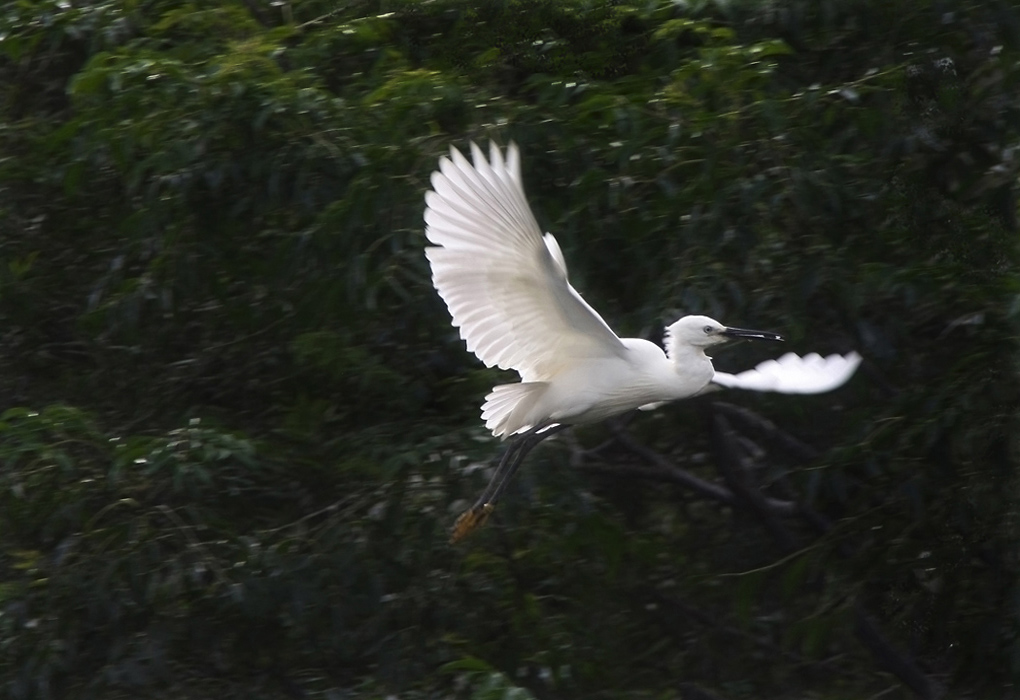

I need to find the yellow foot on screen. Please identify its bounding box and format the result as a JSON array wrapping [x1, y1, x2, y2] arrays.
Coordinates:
[[450, 503, 495, 543]]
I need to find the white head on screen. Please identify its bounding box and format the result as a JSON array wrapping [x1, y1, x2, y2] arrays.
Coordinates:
[[665, 314, 783, 352]]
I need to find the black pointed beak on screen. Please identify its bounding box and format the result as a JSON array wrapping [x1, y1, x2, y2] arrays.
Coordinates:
[[720, 326, 783, 342]]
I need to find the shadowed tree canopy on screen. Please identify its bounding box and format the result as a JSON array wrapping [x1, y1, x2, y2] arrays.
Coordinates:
[[0, 1, 1017, 698]]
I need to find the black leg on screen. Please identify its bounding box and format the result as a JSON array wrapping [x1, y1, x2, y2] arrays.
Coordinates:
[[473, 424, 548, 507], [451, 423, 568, 542]]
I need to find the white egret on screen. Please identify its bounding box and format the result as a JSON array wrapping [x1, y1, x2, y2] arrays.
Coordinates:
[[424, 142, 861, 541]]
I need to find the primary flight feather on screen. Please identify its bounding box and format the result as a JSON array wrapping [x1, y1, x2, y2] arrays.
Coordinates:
[[425, 142, 626, 385]]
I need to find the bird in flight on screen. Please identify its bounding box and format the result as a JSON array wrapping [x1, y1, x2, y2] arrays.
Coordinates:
[[424, 142, 861, 541]]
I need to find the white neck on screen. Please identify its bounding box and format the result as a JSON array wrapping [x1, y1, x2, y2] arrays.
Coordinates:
[[667, 344, 716, 399]]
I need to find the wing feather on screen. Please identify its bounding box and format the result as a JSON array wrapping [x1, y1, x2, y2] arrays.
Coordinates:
[[425, 142, 626, 381], [712, 352, 862, 394]]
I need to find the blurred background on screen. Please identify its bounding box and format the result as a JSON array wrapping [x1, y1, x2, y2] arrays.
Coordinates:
[[0, 1, 1017, 698]]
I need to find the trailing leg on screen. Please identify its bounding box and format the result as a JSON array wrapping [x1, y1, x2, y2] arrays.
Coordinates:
[[450, 424, 568, 542]]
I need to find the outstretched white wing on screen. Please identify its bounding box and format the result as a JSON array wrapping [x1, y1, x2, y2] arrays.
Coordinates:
[[425, 142, 626, 382], [712, 352, 862, 394]]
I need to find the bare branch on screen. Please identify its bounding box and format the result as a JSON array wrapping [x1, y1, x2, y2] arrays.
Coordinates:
[[712, 401, 819, 462], [644, 587, 856, 681], [854, 601, 944, 700], [576, 461, 733, 503], [711, 413, 798, 552], [710, 410, 942, 699], [597, 415, 941, 700], [604, 429, 736, 504], [608, 426, 800, 515]]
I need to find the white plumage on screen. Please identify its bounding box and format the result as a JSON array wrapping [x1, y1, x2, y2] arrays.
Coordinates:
[[424, 143, 625, 385], [713, 352, 863, 394], [424, 141, 861, 439], [424, 141, 863, 541]]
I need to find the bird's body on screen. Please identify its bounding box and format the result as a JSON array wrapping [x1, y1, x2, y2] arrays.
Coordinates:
[[482, 334, 714, 436], [424, 141, 861, 540]]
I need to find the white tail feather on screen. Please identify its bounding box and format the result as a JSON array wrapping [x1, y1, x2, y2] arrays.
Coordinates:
[[481, 382, 549, 437]]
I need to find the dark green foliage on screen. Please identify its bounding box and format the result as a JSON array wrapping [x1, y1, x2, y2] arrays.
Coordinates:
[[0, 0, 1017, 698]]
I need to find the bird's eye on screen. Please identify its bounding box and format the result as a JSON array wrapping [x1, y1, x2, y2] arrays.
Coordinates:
[[703, 325, 713, 334]]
